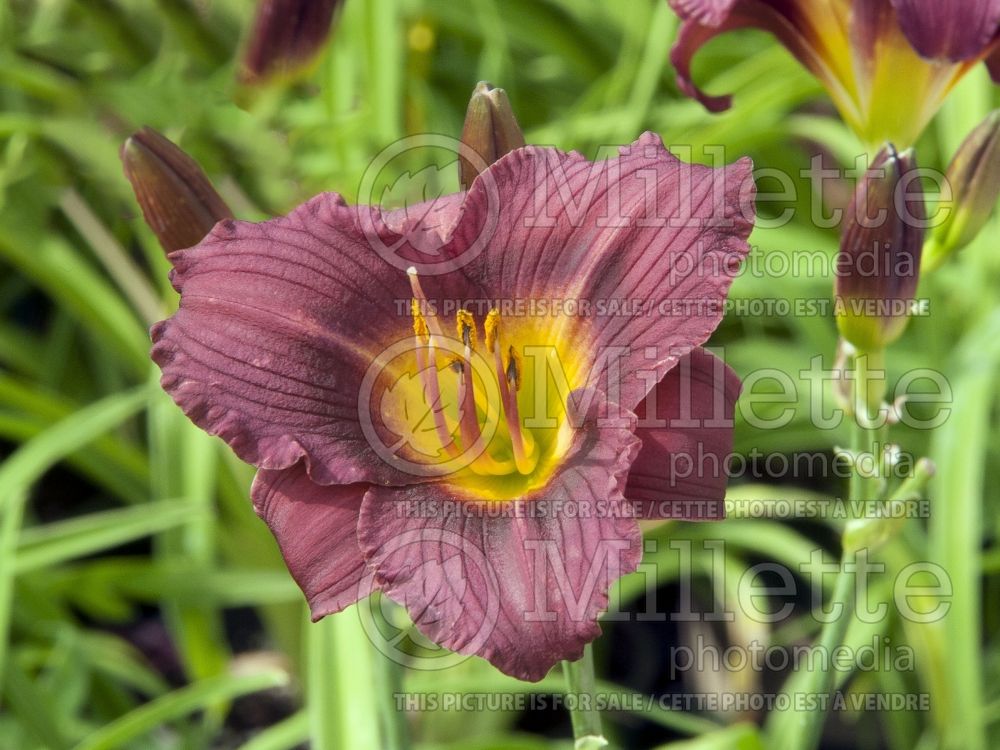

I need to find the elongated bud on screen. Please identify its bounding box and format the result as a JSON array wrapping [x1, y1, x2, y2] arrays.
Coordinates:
[[458, 81, 525, 190], [121, 127, 233, 253], [924, 110, 1000, 270], [240, 0, 342, 85], [835, 145, 924, 352]]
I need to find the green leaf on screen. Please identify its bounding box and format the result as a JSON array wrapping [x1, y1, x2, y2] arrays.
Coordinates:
[[71, 671, 290, 750]]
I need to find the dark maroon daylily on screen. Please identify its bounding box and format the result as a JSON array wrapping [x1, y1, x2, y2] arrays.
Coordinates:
[[670, 0, 1000, 146], [151, 132, 754, 681]]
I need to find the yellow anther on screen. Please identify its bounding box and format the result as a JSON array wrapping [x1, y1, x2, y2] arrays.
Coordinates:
[[411, 299, 429, 341], [505, 346, 522, 391], [456, 309, 477, 348], [484, 309, 500, 352]]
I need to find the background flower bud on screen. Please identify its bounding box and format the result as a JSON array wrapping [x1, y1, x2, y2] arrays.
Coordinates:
[[835, 145, 924, 352], [458, 81, 525, 191], [121, 127, 233, 253], [239, 0, 342, 86], [924, 110, 1000, 270]]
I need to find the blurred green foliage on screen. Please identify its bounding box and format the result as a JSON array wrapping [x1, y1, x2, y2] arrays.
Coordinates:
[[0, 1, 998, 749]]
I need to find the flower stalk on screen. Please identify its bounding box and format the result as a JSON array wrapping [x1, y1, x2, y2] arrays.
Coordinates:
[[562, 645, 609, 750], [792, 346, 887, 750]]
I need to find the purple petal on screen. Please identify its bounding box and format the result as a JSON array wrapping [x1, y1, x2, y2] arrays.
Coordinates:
[[152, 192, 462, 485], [356, 394, 642, 681], [670, 0, 739, 26], [433, 132, 754, 414], [889, 0, 1000, 61], [669, 1, 839, 113], [251, 461, 372, 617], [626, 348, 741, 520]]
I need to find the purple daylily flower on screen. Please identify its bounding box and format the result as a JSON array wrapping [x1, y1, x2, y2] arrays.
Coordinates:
[[670, 0, 1000, 146], [151, 132, 755, 681]]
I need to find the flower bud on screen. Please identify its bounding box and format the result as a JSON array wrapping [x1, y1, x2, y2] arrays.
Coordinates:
[[835, 145, 924, 352], [924, 110, 1000, 270], [121, 127, 233, 253], [458, 81, 525, 191], [239, 0, 342, 85]]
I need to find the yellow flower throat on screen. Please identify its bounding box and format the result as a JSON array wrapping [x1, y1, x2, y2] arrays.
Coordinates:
[[405, 268, 575, 500]]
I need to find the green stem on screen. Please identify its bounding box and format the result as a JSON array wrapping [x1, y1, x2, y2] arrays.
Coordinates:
[[373, 645, 409, 750], [792, 348, 885, 750], [792, 547, 856, 750], [561, 644, 608, 750]]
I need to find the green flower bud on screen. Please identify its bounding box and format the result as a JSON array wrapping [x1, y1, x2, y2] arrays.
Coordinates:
[[924, 110, 1000, 271]]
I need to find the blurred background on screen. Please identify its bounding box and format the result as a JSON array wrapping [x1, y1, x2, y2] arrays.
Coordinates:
[[0, 0, 998, 748]]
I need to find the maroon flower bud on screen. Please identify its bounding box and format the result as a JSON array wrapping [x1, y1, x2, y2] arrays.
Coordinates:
[[239, 0, 342, 85], [835, 145, 924, 351], [458, 81, 525, 191], [121, 127, 233, 254]]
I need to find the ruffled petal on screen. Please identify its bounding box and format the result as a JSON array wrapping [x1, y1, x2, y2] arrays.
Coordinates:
[[432, 131, 753, 413], [152, 192, 466, 485], [251, 461, 372, 617], [356, 392, 642, 681], [669, 0, 849, 114], [626, 347, 741, 520], [890, 0, 1000, 61]]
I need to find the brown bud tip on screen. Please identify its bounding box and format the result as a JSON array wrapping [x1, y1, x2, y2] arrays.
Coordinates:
[[121, 127, 233, 253], [835, 144, 925, 351], [239, 0, 342, 85], [459, 81, 526, 191]]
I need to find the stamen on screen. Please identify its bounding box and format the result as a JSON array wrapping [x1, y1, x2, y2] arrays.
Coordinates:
[[411, 299, 429, 342], [454, 311, 511, 476], [411, 294, 456, 459], [456, 309, 477, 349], [505, 347, 522, 392], [407, 266, 444, 339], [484, 309, 500, 353], [485, 311, 535, 475], [455, 312, 486, 460]]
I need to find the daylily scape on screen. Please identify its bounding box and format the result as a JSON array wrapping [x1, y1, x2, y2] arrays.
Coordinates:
[[671, 0, 1000, 146], [149, 132, 754, 681]]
